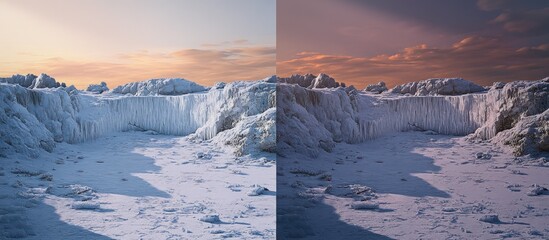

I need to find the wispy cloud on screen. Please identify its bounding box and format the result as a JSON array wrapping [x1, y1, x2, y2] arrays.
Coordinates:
[[5, 46, 275, 89], [277, 36, 549, 89]]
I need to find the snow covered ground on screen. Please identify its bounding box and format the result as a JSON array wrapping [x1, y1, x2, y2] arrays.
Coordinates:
[[276, 75, 549, 239], [1, 131, 275, 239], [278, 132, 549, 239], [0, 76, 276, 239]]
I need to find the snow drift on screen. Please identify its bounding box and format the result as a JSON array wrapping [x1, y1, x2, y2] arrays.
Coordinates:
[[277, 74, 548, 157], [1, 76, 275, 157]]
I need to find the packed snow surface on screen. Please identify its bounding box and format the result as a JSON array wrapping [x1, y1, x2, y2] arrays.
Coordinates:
[[277, 132, 549, 239], [0, 131, 275, 239]]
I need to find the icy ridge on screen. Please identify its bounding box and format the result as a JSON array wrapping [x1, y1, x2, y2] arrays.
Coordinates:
[[277, 78, 548, 157], [111, 78, 207, 96], [1, 79, 275, 157]]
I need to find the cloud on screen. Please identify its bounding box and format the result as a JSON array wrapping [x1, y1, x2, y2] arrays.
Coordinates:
[[477, 0, 549, 36], [492, 8, 549, 36], [7, 46, 275, 89], [277, 36, 549, 89]]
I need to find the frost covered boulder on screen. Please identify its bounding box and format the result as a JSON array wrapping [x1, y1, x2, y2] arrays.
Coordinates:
[[278, 73, 342, 89], [364, 82, 387, 94], [312, 73, 339, 88], [112, 78, 206, 96], [389, 78, 485, 96], [86, 82, 109, 94]]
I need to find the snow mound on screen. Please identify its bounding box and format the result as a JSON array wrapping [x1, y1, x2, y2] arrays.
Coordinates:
[[364, 82, 387, 94], [389, 78, 485, 96], [111, 78, 207, 96], [86, 82, 109, 94], [277, 73, 344, 89], [0, 73, 66, 89]]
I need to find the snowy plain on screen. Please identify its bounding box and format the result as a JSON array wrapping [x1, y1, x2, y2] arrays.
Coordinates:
[[0, 76, 276, 239], [278, 132, 548, 239]]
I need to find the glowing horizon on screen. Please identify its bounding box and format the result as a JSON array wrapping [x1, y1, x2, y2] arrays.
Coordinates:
[[0, 0, 275, 89]]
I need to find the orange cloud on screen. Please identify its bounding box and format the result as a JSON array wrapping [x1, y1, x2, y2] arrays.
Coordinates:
[[277, 36, 549, 89], [3, 46, 275, 89]]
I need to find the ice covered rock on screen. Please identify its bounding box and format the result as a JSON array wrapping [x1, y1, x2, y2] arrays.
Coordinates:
[[30, 74, 61, 88], [111, 78, 207, 96], [364, 82, 387, 94], [1, 73, 65, 89], [247, 185, 268, 196], [527, 184, 547, 196], [277, 73, 341, 89], [213, 82, 226, 89], [86, 82, 109, 94], [491, 82, 505, 90], [0, 74, 37, 88], [389, 78, 485, 96], [478, 215, 501, 224], [71, 202, 100, 210], [474, 80, 549, 156], [199, 214, 221, 223], [350, 202, 379, 210]]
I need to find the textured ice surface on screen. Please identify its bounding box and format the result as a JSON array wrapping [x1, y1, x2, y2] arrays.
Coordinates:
[[277, 77, 549, 157], [0, 73, 66, 89], [388, 78, 486, 96], [86, 82, 109, 94], [278, 73, 344, 89], [1, 77, 275, 157]]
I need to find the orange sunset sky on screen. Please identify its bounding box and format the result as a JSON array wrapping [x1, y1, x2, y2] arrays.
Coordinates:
[[0, 0, 275, 89]]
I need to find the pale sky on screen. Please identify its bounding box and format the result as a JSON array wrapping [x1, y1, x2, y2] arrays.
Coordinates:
[[0, 0, 275, 89]]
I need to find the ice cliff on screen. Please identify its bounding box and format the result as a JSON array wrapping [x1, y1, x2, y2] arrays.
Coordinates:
[[277, 74, 548, 157], [1, 76, 275, 157]]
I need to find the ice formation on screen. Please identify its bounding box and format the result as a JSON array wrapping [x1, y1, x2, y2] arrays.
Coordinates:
[[388, 78, 486, 96], [277, 75, 548, 157], [86, 82, 109, 94], [111, 78, 207, 96], [0, 73, 66, 89], [277, 73, 344, 89], [1, 76, 275, 157], [364, 82, 387, 94]]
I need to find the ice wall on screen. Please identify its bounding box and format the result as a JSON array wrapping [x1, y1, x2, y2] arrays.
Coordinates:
[[1, 79, 275, 157], [277, 78, 548, 157]]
